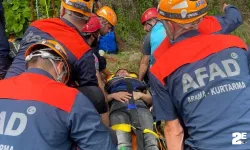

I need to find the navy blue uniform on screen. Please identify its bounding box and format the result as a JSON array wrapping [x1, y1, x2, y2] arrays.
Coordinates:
[[0, 68, 116, 150], [150, 23, 250, 150], [5, 18, 97, 87], [149, 4, 250, 149]]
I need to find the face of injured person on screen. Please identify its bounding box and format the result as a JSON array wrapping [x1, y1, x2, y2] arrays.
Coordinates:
[[116, 69, 130, 77]]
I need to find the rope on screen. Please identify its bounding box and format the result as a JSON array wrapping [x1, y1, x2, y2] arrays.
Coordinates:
[[35, 0, 39, 19]]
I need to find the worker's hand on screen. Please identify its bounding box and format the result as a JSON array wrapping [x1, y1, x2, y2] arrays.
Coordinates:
[[222, 3, 230, 13], [133, 92, 143, 100], [112, 92, 132, 103]]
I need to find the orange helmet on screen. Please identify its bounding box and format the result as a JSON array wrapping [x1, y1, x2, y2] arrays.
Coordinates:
[[157, 0, 208, 24], [61, 0, 94, 18], [97, 6, 117, 26], [25, 40, 70, 84]]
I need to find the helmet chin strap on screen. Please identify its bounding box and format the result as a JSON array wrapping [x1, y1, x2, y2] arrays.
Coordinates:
[[48, 58, 67, 83]]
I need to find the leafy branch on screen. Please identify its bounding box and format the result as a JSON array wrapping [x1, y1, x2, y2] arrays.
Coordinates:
[[3, 0, 61, 37]]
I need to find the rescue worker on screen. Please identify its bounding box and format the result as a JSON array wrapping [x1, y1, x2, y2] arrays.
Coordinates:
[[82, 13, 107, 90], [0, 40, 116, 150], [97, 6, 118, 54], [139, 8, 166, 82], [139, 3, 243, 82], [150, 0, 250, 149], [105, 69, 159, 150], [81, 14, 109, 126], [0, 0, 10, 79], [94, 6, 118, 76], [5, 0, 97, 87], [82, 14, 110, 84]]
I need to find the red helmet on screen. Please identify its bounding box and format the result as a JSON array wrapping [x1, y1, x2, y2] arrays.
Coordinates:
[[82, 14, 102, 33], [141, 8, 158, 24]]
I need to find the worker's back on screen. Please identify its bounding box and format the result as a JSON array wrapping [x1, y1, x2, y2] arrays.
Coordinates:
[[151, 32, 250, 149], [5, 18, 97, 87], [0, 68, 116, 150], [170, 48, 250, 149]]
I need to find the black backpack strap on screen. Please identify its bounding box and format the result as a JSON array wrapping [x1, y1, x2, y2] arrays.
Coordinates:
[[124, 78, 144, 150]]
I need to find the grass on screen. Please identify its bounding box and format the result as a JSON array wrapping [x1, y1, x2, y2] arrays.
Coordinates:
[[232, 21, 250, 44], [106, 50, 142, 73]]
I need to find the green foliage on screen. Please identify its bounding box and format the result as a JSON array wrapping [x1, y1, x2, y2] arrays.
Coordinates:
[[3, 0, 61, 37], [207, 0, 221, 15], [36, 0, 60, 19], [2, 0, 250, 45], [3, 0, 31, 37]]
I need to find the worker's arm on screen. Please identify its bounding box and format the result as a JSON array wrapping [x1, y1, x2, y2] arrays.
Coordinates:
[[70, 93, 116, 150], [5, 26, 47, 78], [201, 4, 243, 35], [133, 90, 152, 105], [96, 70, 105, 91], [215, 4, 243, 34], [198, 4, 243, 35], [165, 119, 184, 150], [74, 50, 98, 86], [139, 33, 151, 81], [139, 55, 150, 81], [93, 53, 105, 92], [149, 73, 184, 149]]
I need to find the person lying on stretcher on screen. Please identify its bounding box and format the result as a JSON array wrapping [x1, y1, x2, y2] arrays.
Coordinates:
[[105, 69, 159, 150]]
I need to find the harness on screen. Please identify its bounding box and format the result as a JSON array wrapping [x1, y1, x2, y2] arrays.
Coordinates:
[[106, 76, 160, 149]]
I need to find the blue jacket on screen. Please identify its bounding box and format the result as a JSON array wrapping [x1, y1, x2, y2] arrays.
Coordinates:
[[0, 68, 116, 150], [5, 18, 97, 87], [99, 31, 117, 54]]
